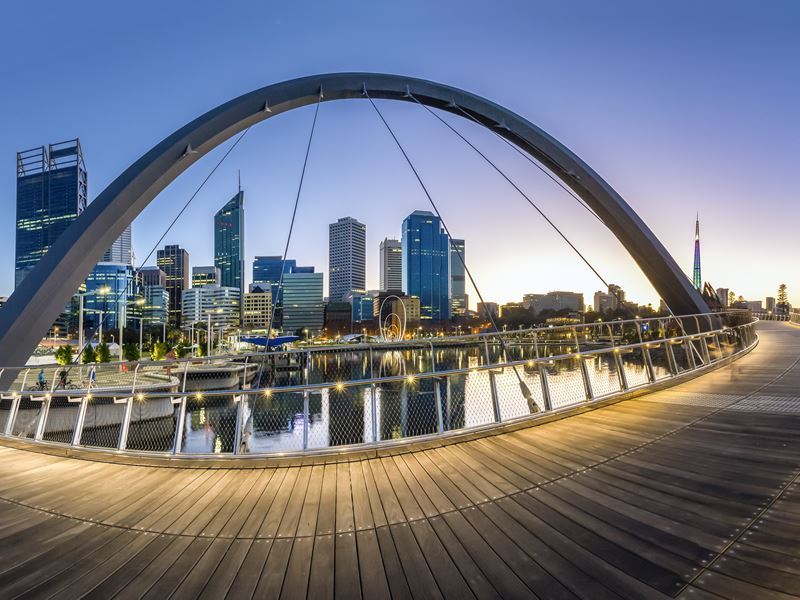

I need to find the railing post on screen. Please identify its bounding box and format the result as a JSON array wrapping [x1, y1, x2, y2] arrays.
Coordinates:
[[608, 325, 628, 390], [488, 370, 501, 422], [573, 327, 593, 401], [665, 341, 678, 375], [233, 394, 244, 454], [71, 396, 89, 446], [483, 338, 491, 367], [370, 383, 378, 443], [434, 377, 444, 434], [5, 394, 21, 436], [700, 335, 711, 365], [118, 363, 138, 450], [636, 322, 656, 383], [34, 396, 51, 441], [173, 396, 187, 454], [302, 391, 310, 450], [538, 365, 552, 411]]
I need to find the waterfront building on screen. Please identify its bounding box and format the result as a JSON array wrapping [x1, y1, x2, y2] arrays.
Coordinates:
[[379, 238, 402, 292], [192, 266, 221, 288], [181, 285, 241, 329], [350, 293, 376, 323], [103, 224, 133, 265], [477, 302, 499, 320], [528, 291, 585, 314], [401, 211, 450, 321], [83, 262, 136, 332], [15, 139, 88, 288], [142, 285, 169, 330], [282, 271, 324, 334], [325, 302, 353, 337], [449, 238, 467, 316], [252, 256, 296, 303], [214, 190, 244, 290], [329, 217, 366, 302], [242, 287, 273, 329], [138, 266, 166, 288], [593, 291, 614, 313], [156, 244, 189, 327]]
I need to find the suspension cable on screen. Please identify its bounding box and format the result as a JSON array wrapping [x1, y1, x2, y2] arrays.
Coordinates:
[[261, 89, 323, 370], [413, 95, 704, 356], [364, 90, 537, 410], [73, 127, 252, 363]]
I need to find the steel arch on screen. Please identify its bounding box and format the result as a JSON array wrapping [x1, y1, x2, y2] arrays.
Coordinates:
[[0, 72, 707, 366]]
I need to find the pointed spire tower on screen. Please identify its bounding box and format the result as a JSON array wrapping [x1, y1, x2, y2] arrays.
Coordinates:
[[692, 213, 702, 290]]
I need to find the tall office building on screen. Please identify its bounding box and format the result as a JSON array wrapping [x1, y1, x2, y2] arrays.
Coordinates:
[[181, 285, 241, 329], [402, 211, 450, 321], [329, 217, 366, 302], [693, 214, 702, 291], [103, 224, 133, 265], [83, 262, 136, 332], [449, 238, 467, 315], [142, 285, 169, 331], [138, 266, 166, 288], [214, 190, 244, 290], [15, 139, 88, 288], [252, 256, 296, 303], [156, 244, 189, 327], [282, 271, 324, 334], [379, 238, 402, 292], [192, 266, 221, 288]]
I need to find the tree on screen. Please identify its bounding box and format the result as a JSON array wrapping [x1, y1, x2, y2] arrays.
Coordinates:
[[123, 343, 140, 362], [96, 343, 112, 363], [197, 341, 207, 357], [778, 283, 788, 305], [150, 341, 168, 361], [54, 345, 73, 366], [728, 291, 736, 307], [173, 344, 189, 359], [81, 345, 96, 364]]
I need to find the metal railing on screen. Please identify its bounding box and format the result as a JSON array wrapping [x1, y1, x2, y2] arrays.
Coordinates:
[[0, 311, 757, 458]]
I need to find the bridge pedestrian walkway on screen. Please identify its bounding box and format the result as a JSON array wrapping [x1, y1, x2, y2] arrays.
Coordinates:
[[0, 321, 798, 599]]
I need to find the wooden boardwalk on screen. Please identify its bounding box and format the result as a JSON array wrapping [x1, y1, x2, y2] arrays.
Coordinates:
[[0, 321, 798, 599]]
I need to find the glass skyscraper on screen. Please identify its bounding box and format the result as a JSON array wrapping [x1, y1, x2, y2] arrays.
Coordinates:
[[15, 139, 87, 288], [282, 271, 324, 334], [214, 190, 244, 290], [402, 210, 450, 321], [252, 256, 296, 304], [449, 238, 467, 315], [83, 262, 136, 332], [156, 244, 189, 327]]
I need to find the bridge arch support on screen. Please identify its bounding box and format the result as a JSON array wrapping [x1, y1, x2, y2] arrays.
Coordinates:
[[0, 72, 707, 365]]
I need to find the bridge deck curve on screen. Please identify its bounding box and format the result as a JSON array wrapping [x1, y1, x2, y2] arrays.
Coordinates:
[[0, 321, 798, 599]]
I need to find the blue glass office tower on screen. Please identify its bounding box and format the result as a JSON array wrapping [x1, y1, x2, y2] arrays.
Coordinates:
[[83, 262, 136, 333], [401, 210, 450, 321], [252, 256, 296, 303], [214, 190, 244, 290], [15, 140, 88, 288]]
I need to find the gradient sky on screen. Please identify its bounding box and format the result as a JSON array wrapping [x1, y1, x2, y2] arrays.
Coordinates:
[[1, 1, 798, 308]]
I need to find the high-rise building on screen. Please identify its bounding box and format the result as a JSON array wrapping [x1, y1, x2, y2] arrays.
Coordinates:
[[142, 285, 169, 331], [181, 285, 241, 329], [242, 287, 273, 329], [83, 262, 136, 332], [402, 211, 450, 321], [329, 217, 366, 302], [156, 244, 189, 327], [693, 214, 702, 290], [716, 287, 730, 307], [477, 302, 499, 320], [282, 271, 324, 334], [192, 266, 221, 288], [103, 224, 133, 265], [252, 256, 296, 303], [766, 297, 776, 313], [528, 291, 585, 314], [593, 291, 614, 313], [214, 190, 244, 290], [15, 139, 88, 288], [379, 238, 402, 291], [138, 266, 166, 288], [449, 238, 467, 315]]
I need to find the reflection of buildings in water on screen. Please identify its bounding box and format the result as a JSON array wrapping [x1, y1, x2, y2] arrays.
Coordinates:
[[378, 379, 438, 441]]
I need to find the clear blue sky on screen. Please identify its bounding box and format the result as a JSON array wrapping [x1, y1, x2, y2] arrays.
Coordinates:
[[1, 0, 797, 307]]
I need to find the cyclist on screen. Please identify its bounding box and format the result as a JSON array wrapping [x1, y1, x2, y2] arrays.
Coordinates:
[[37, 368, 46, 391], [58, 368, 68, 389]]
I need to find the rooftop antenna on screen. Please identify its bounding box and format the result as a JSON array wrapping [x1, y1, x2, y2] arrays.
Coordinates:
[[238, 169, 241, 192]]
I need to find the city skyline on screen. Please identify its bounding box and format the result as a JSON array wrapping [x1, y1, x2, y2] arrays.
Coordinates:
[[1, 2, 797, 310]]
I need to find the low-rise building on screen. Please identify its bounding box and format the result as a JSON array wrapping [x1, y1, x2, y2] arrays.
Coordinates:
[[242, 287, 273, 329], [181, 285, 240, 329]]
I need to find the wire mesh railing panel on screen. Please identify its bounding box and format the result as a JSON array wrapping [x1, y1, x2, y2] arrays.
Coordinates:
[[647, 344, 673, 381], [543, 358, 587, 408], [669, 342, 691, 373], [41, 396, 79, 444], [80, 398, 126, 449], [180, 394, 238, 454], [620, 349, 651, 388], [242, 390, 305, 454], [308, 349, 371, 385], [316, 384, 372, 448], [125, 399, 179, 453], [439, 372, 495, 431], [706, 336, 723, 363], [11, 398, 44, 438], [584, 354, 623, 398], [495, 367, 545, 419], [376, 378, 438, 441], [0, 398, 12, 432]]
